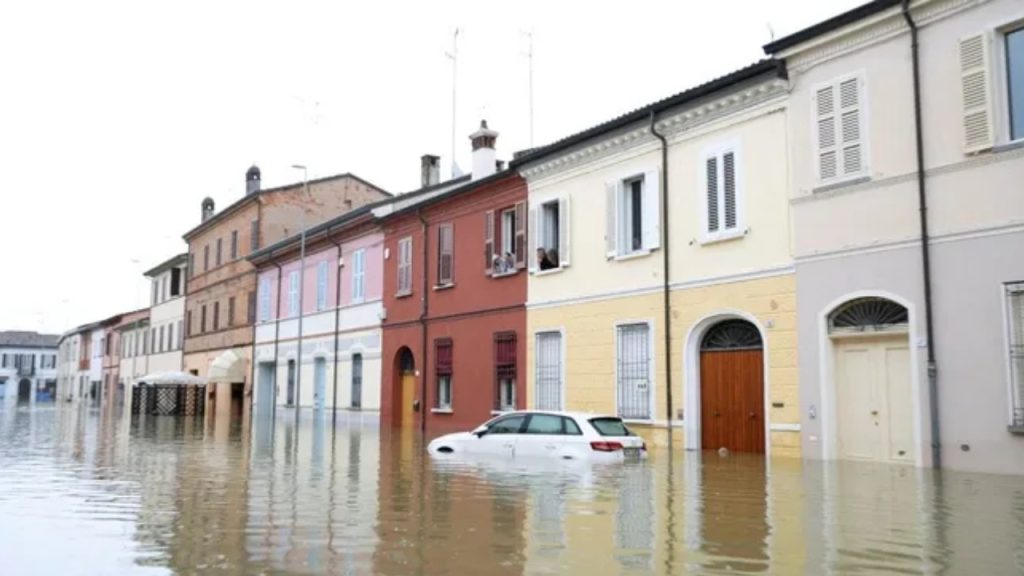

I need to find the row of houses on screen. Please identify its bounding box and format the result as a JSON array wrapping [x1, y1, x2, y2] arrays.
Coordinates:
[[57, 0, 1023, 473]]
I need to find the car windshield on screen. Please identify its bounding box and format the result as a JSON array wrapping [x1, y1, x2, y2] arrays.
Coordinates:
[[589, 417, 632, 437]]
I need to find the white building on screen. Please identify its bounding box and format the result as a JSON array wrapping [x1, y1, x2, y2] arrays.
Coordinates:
[[0, 331, 59, 406]]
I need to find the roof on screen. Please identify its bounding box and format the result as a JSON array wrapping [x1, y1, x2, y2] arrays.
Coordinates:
[[510, 59, 786, 169], [144, 253, 188, 277], [381, 169, 516, 221], [0, 331, 60, 349], [762, 0, 902, 54], [183, 171, 391, 241]]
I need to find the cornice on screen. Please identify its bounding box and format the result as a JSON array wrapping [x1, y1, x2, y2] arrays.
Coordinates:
[[519, 78, 789, 181], [784, 0, 984, 73]]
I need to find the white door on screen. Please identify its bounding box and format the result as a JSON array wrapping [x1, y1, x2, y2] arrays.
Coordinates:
[[835, 336, 912, 463]]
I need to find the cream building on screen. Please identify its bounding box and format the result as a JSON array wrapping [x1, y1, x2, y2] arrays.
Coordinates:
[[765, 0, 1024, 473], [514, 60, 800, 456]]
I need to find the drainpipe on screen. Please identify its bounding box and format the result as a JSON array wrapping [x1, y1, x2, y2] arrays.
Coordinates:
[[417, 209, 430, 435], [272, 262, 283, 426], [650, 111, 674, 440], [328, 230, 344, 430], [902, 0, 941, 469]]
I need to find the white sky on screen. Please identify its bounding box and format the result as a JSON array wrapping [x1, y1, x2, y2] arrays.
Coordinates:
[[0, 0, 861, 334]]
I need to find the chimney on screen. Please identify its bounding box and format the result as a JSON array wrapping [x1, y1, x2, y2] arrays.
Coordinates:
[[420, 155, 440, 188], [201, 197, 215, 222], [469, 119, 498, 181], [245, 165, 261, 196]]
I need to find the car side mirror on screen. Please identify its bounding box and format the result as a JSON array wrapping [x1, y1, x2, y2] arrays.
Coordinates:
[[472, 425, 488, 438]]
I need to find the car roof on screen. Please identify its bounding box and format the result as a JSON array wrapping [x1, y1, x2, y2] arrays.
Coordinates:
[[495, 410, 621, 421]]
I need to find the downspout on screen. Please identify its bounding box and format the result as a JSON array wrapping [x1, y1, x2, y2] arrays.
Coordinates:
[[272, 262, 283, 426], [328, 229, 343, 430], [650, 111, 674, 440], [417, 209, 430, 435], [902, 0, 941, 469]]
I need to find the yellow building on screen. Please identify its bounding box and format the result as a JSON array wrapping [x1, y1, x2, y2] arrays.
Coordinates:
[[514, 60, 800, 457]]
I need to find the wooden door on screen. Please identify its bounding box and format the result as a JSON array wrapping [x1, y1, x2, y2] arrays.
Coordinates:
[[400, 372, 415, 428], [700, 349, 764, 453]]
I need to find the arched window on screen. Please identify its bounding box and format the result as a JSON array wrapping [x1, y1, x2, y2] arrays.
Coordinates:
[[828, 297, 908, 333], [701, 319, 763, 351]]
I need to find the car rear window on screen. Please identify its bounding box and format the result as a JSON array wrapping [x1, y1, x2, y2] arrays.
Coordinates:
[[589, 417, 632, 437]]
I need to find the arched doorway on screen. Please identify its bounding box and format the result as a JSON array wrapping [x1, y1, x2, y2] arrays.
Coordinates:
[[828, 297, 912, 463], [700, 319, 764, 453], [393, 347, 415, 427], [17, 379, 32, 403]]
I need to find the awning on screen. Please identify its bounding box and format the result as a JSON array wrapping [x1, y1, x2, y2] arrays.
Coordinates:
[[207, 350, 246, 384], [136, 370, 207, 386]]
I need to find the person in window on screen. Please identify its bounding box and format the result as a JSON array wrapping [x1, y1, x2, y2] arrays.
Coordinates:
[[502, 252, 515, 272], [493, 255, 509, 275], [546, 248, 559, 269], [537, 248, 556, 271]]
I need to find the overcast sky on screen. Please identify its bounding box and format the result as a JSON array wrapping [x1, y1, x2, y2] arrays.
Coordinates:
[[0, 0, 861, 334]]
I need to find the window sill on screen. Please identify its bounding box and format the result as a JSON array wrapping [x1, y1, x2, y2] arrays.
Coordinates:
[[431, 407, 453, 414], [432, 283, 455, 292], [611, 250, 652, 262], [622, 418, 655, 425], [1008, 425, 1024, 436], [531, 267, 565, 277], [699, 229, 746, 246], [812, 174, 871, 194], [489, 269, 521, 279], [394, 291, 413, 299], [993, 139, 1024, 154]]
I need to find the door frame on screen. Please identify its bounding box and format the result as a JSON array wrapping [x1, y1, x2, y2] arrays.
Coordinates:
[[818, 290, 923, 467], [683, 310, 771, 456]]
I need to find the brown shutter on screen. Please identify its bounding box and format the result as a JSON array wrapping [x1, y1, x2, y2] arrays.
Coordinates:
[[484, 210, 495, 274], [514, 201, 527, 269]]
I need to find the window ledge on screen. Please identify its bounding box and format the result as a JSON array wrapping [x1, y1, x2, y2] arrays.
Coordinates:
[[1008, 425, 1024, 436], [531, 267, 565, 277], [611, 250, 653, 263], [993, 139, 1024, 154], [812, 174, 871, 194], [431, 407, 453, 414], [394, 291, 413, 299], [432, 283, 455, 291], [490, 269, 521, 279], [622, 418, 654, 425], [698, 229, 746, 246]]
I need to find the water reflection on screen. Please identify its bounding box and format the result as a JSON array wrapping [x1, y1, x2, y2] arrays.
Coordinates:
[[0, 405, 1023, 575]]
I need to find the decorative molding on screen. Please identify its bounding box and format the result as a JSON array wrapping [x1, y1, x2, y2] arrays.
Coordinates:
[[795, 222, 1024, 264], [519, 78, 789, 181]]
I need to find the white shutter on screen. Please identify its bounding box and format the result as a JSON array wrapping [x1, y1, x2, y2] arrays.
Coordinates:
[[814, 84, 838, 181], [642, 169, 661, 250], [605, 180, 618, 258], [558, 196, 571, 267], [959, 33, 993, 153], [837, 77, 864, 176], [527, 206, 538, 273]]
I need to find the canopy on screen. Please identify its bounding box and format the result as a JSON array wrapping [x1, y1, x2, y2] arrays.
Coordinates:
[[207, 349, 246, 384], [135, 370, 207, 386]]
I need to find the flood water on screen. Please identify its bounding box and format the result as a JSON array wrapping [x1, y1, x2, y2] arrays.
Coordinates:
[[1, 405, 1023, 575]]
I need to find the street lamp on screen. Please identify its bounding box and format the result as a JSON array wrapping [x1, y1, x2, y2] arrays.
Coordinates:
[[291, 164, 310, 424]]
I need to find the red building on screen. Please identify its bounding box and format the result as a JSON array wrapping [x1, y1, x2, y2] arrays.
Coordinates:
[[381, 121, 527, 432]]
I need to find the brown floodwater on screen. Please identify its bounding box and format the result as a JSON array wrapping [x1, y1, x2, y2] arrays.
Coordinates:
[[1, 404, 1023, 575]]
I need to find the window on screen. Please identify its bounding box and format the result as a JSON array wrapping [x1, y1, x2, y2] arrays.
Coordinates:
[[151, 279, 159, 306], [1006, 27, 1024, 141], [177, 320, 184, 349], [316, 260, 329, 311], [616, 323, 652, 420], [286, 360, 296, 406], [167, 323, 174, 351], [495, 332, 516, 412], [529, 198, 568, 272], [188, 253, 195, 279], [397, 237, 413, 295], [159, 325, 165, 353], [486, 203, 527, 276], [228, 296, 235, 327], [187, 310, 193, 337], [702, 145, 742, 240], [204, 244, 210, 272], [351, 353, 363, 408], [105, 335, 111, 356], [250, 219, 260, 253], [606, 171, 660, 257], [535, 331, 563, 411], [351, 249, 366, 302], [525, 413, 566, 434], [247, 291, 256, 324], [1006, 283, 1024, 429], [201, 305, 207, 333], [230, 230, 238, 260], [487, 414, 525, 434], [437, 224, 454, 286], [170, 267, 182, 296], [288, 270, 300, 317], [213, 301, 220, 331], [501, 209, 515, 259], [216, 237, 223, 267], [435, 339, 453, 410], [259, 278, 272, 322], [814, 75, 866, 183]]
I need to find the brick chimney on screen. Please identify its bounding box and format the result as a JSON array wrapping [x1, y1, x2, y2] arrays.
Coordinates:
[[420, 155, 440, 188], [469, 120, 498, 181]]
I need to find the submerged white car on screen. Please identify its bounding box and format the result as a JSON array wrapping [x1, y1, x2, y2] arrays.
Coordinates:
[[427, 411, 647, 462]]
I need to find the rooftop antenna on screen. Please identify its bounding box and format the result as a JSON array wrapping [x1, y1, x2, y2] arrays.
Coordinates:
[[766, 22, 775, 41], [520, 29, 535, 147], [445, 28, 461, 178]]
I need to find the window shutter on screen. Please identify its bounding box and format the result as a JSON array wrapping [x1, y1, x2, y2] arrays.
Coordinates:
[[558, 196, 571, 268], [484, 210, 495, 274], [838, 77, 864, 176], [527, 206, 538, 273], [642, 169, 661, 250], [438, 224, 454, 285], [959, 33, 993, 153], [723, 151, 737, 230], [605, 181, 618, 258], [514, 201, 527, 269], [705, 155, 719, 233], [815, 84, 838, 181], [250, 219, 260, 253]]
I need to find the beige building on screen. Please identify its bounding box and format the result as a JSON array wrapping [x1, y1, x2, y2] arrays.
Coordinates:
[[182, 165, 389, 431], [766, 0, 1024, 473]]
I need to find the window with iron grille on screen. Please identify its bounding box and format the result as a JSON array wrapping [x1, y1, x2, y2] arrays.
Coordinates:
[[494, 332, 516, 411], [435, 339, 453, 410], [1006, 283, 1024, 429], [616, 323, 652, 420], [535, 331, 563, 411]]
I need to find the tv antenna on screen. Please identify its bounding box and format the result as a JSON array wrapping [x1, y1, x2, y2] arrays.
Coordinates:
[[520, 29, 535, 147], [445, 28, 461, 178]]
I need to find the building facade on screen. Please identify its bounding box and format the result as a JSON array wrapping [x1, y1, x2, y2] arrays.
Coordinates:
[[0, 331, 59, 406], [144, 253, 188, 375], [182, 166, 389, 430], [57, 328, 87, 403], [380, 122, 529, 433], [513, 61, 798, 454], [765, 0, 1024, 472], [114, 308, 153, 410]]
